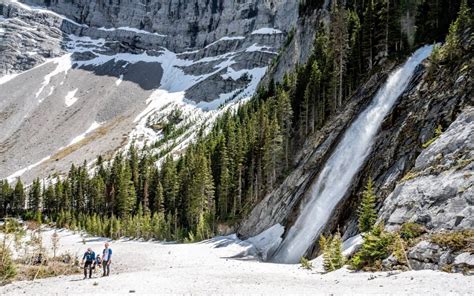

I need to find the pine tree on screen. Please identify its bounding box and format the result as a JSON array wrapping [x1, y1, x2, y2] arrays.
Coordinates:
[[13, 179, 26, 215], [321, 231, 346, 272], [330, 231, 345, 270], [28, 179, 42, 213], [276, 89, 293, 170], [351, 223, 395, 270], [358, 178, 377, 233], [443, 0, 472, 61], [321, 235, 335, 272], [161, 156, 179, 215], [152, 180, 164, 214], [303, 61, 322, 130], [330, 0, 350, 108], [216, 140, 231, 220], [0, 180, 12, 217]]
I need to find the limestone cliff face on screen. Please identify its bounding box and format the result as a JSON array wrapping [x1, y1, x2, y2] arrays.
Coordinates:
[[20, 0, 297, 51]]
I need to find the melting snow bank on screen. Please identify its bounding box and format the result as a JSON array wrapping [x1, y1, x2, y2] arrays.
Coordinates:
[[210, 224, 284, 261], [0, 229, 472, 295]]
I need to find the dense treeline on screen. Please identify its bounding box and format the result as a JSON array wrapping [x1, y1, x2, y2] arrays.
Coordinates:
[[0, 0, 469, 241]]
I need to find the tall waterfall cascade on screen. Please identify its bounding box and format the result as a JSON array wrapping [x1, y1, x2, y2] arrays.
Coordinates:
[[272, 45, 434, 264]]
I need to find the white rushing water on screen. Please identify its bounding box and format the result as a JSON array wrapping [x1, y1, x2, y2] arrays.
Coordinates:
[[272, 45, 433, 263]]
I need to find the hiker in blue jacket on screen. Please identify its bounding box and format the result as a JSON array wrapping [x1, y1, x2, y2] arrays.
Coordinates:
[[81, 248, 96, 279], [102, 242, 112, 276]]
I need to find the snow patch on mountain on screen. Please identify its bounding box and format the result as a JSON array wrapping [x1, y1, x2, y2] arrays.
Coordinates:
[[35, 54, 73, 100], [115, 74, 124, 86], [64, 88, 79, 107], [251, 28, 283, 35], [97, 26, 167, 37], [7, 155, 51, 183], [68, 121, 102, 146]]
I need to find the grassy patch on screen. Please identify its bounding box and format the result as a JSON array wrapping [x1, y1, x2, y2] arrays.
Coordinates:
[[431, 230, 474, 252], [422, 125, 443, 149], [15, 259, 81, 281], [51, 118, 121, 162], [400, 223, 426, 241], [400, 171, 419, 182]]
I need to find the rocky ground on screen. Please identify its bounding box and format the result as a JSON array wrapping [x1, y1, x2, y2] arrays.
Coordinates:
[[1, 229, 473, 295]]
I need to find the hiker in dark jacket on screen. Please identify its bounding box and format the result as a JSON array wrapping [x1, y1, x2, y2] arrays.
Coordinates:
[[81, 248, 96, 279], [102, 242, 112, 276]]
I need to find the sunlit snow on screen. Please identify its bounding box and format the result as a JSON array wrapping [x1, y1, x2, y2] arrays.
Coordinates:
[[68, 121, 102, 146], [64, 88, 79, 107], [251, 28, 283, 35]]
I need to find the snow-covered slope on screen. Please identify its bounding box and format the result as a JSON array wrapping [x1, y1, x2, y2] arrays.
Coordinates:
[[0, 0, 292, 183], [1, 229, 472, 295]]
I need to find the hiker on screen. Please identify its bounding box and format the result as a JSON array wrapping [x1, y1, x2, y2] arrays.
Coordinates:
[[95, 254, 102, 268], [81, 247, 96, 279], [93, 254, 102, 273], [102, 242, 112, 277]]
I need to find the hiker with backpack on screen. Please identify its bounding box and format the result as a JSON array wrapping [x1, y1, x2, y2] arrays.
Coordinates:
[[102, 242, 112, 276], [81, 248, 96, 279]]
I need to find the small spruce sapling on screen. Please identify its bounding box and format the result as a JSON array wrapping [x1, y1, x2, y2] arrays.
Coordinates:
[[358, 178, 377, 233], [300, 257, 313, 270]]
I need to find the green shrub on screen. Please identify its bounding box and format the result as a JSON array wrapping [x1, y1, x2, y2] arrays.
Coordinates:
[[350, 223, 395, 270], [321, 232, 346, 272], [422, 125, 443, 149], [300, 257, 313, 270], [400, 171, 419, 182], [400, 223, 426, 240], [0, 248, 17, 283], [431, 230, 474, 252]]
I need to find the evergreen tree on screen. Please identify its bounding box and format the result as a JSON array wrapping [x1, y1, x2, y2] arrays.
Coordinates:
[[12, 179, 26, 215], [28, 179, 42, 213], [358, 178, 377, 232], [330, 0, 350, 108], [216, 139, 231, 220], [321, 231, 346, 272], [330, 231, 345, 270], [0, 180, 12, 217]]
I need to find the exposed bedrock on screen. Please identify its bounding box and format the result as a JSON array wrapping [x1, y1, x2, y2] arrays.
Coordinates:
[[19, 0, 297, 51]]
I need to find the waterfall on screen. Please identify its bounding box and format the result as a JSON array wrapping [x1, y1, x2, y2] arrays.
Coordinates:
[[272, 45, 433, 264]]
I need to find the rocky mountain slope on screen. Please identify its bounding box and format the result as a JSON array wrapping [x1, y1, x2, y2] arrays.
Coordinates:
[[0, 0, 297, 183]]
